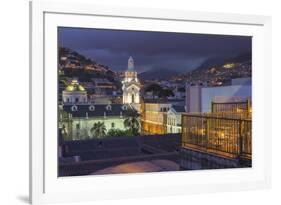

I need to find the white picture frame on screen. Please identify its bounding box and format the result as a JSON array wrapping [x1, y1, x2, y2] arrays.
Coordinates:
[[30, 0, 272, 204]]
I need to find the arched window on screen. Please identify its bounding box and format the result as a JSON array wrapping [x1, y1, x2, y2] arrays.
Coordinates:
[[132, 94, 135, 103], [89, 105, 95, 111], [122, 105, 128, 110], [106, 104, 112, 111], [71, 105, 78, 111]]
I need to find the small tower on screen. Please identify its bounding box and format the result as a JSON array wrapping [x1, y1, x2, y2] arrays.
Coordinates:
[[122, 56, 140, 104], [128, 56, 134, 71], [62, 79, 87, 104]]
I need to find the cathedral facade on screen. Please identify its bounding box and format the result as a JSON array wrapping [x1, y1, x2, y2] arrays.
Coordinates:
[[122, 56, 140, 104]]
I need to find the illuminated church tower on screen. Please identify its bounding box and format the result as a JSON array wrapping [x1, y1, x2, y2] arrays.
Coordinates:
[[122, 56, 140, 104]]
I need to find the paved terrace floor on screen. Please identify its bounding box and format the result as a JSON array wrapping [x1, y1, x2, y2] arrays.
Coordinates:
[[59, 134, 181, 176], [92, 160, 180, 175]]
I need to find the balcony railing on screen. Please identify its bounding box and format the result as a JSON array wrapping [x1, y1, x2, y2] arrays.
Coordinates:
[[211, 100, 250, 113], [181, 112, 251, 159]]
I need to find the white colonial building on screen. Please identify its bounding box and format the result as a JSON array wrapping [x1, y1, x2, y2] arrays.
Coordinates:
[[166, 105, 186, 134], [62, 79, 87, 104], [60, 104, 134, 140], [122, 56, 140, 105]]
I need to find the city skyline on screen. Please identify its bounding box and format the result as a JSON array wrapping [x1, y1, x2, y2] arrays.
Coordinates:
[[58, 28, 252, 177], [58, 27, 252, 73]]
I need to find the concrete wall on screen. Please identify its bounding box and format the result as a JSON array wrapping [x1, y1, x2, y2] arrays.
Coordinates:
[[186, 84, 251, 113], [201, 85, 251, 112], [186, 86, 201, 112], [180, 148, 251, 170]]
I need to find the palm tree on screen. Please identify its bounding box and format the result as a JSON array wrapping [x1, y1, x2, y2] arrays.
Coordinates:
[[124, 110, 140, 136], [90, 122, 106, 139]]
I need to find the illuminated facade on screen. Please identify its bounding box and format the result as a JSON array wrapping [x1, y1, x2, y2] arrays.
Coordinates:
[[59, 104, 132, 140], [122, 56, 140, 104], [166, 106, 185, 134], [62, 79, 87, 104], [141, 102, 171, 135]]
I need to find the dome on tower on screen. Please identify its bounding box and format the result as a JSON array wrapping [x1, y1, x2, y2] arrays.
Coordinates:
[[65, 79, 86, 92]]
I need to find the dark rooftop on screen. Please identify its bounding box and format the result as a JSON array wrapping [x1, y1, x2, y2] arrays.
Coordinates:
[[63, 104, 133, 118]]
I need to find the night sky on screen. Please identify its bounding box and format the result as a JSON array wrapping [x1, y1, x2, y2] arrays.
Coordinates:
[[58, 27, 252, 73]]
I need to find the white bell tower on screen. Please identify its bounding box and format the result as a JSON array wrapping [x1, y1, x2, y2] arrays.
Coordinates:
[[122, 56, 140, 104]]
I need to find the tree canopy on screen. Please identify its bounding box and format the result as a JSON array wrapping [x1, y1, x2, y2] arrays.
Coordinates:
[[145, 83, 174, 99]]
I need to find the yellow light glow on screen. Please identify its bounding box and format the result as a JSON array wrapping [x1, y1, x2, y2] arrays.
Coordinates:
[[236, 108, 242, 113], [223, 63, 235, 69], [65, 85, 74, 91]]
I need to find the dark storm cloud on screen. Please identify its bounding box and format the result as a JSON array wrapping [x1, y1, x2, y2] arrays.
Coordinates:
[[58, 27, 251, 73]]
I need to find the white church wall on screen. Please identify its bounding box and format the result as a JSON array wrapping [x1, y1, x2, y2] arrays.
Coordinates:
[[71, 117, 127, 140]]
